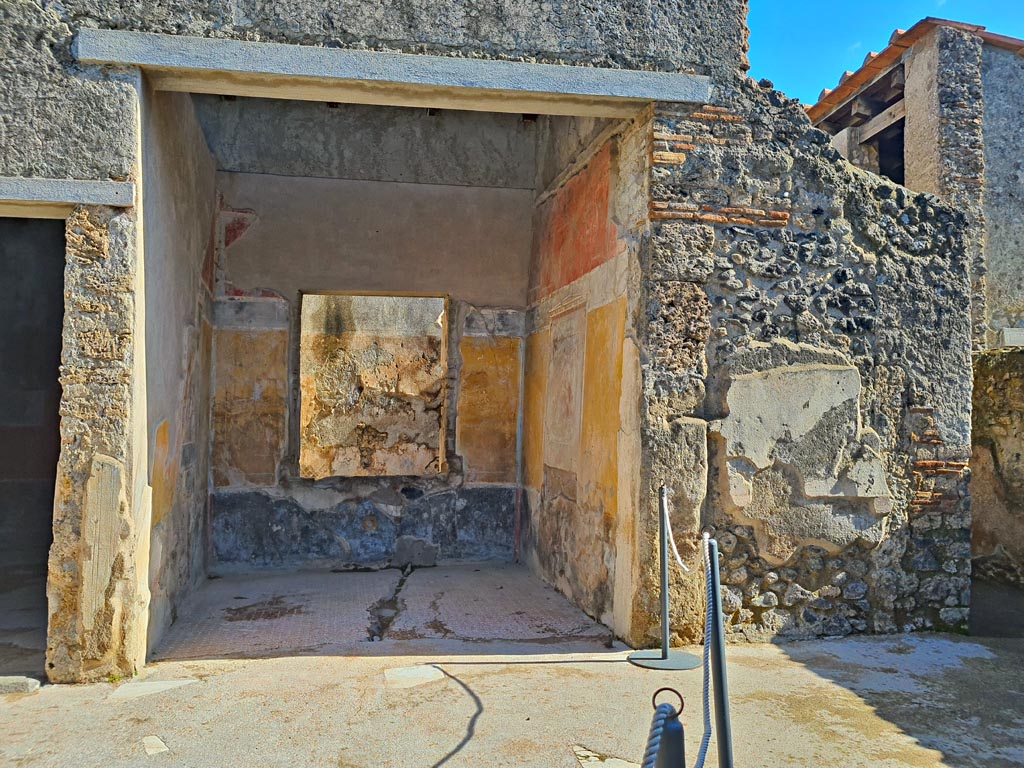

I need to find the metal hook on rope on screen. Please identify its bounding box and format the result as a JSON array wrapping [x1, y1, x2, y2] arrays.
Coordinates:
[[643, 689, 686, 768]]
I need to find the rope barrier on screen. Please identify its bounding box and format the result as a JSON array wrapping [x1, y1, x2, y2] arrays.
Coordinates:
[[642, 702, 677, 768], [653, 502, 714, 768]]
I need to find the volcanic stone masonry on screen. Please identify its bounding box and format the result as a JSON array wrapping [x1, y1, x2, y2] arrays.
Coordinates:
[[635, 79, 972, 642]]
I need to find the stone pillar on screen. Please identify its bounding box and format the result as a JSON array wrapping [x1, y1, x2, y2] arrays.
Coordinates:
[[46, 206, 150, 682]]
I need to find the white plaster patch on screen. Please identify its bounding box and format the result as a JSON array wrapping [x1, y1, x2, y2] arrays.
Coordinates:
[[572, 745, 639, 766], [110, 678, 198, 701], [142, 736, 170, 756], [719, 364, 860, 470], [383, 665, 446, 689]]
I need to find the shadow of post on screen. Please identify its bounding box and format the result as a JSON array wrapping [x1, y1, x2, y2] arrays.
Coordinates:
[[430, 666, 484, 767]]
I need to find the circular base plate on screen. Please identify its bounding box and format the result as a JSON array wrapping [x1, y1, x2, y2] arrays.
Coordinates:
[[627, 649, 702, 670]]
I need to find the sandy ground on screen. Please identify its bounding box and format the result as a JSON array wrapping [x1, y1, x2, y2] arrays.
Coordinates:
[[2, 565, 1023, 767]]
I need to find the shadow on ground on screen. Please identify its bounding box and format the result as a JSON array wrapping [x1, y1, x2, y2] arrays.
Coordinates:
[[766, 622, 1024, 766]]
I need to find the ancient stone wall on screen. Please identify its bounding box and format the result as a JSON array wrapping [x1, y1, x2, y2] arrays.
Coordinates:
[[521, 114, 646, 629], [635, 77, 973, 644], [904, 27, 986, 347], [140, 87, 218, 653], [48, 206, 150, 682], [980, 44, 1024, 337]]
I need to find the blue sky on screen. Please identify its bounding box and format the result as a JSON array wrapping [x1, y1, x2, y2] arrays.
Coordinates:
[[748, 0, 1024, 105]]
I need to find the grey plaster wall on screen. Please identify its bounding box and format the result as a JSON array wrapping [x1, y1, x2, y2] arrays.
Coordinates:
[[0, 218, 64, 568], [904, 32, 943, 198], [0, 3, 139, 181], [58, 0, 747, 73], [534, 115, 615, 192], [193, 96, 536, 188], [217, 172, 533, 307], [140, 87, 217, 652], [972, 349, 1024, 587], [2, 0, 748, 186], [981, 44, 1024, 335]]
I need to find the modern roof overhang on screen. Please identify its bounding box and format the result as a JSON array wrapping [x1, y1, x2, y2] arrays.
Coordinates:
[[75, 29, 711, 118], [809, 16, 1024, 126]]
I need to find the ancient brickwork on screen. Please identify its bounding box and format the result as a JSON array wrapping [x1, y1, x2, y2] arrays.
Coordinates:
[[48, 207, 148, 681], [635, 78, 973, 644]]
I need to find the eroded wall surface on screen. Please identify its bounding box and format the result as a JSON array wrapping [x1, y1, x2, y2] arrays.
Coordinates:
[[904, 27, 987, 347], [299, 295, 446, 479], [207, 99, 527, 567], [972, 350, 1024, 586], [969, 44, 1024, 593], [48, 206, 151, 682], [521, 115, 645, 630], [980, 44, 1024, 336], [637, 81, 972, 645]]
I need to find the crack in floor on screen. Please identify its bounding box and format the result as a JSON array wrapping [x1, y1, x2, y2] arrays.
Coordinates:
[[366, 568, 412, 641]]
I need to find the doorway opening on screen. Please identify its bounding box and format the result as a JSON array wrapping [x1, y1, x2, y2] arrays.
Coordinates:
[[143, 87, 646, 659], [0, 218, 64, 679]]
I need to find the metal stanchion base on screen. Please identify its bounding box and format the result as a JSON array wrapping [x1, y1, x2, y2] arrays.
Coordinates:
[[627, 649, 702, 670]]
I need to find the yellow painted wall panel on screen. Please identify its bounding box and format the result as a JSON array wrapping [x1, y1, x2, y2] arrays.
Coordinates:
[[581, 298, 626, 525], [211, 328, 289, 488], [457, 335, 521, 484]]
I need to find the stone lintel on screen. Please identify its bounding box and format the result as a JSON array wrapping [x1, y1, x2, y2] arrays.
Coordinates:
[[75, 29, 711, 118], [0, 177, 135, 219]]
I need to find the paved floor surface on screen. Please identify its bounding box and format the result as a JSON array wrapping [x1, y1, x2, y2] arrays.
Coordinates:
[[156, 564, 611, 661], [0, 564, 47, 678], [3, 566, 1024, 767]]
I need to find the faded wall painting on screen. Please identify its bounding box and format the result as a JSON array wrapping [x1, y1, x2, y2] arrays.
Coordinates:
[[299, 294, 447, 479]]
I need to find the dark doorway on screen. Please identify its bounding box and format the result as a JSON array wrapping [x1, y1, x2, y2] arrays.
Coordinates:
[[0, 218, 65, 679]]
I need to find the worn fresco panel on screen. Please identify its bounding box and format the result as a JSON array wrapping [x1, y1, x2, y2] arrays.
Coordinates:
[[212, 328, 288, 487], [523, 328, 551, 491], [543, 307, 586, 472], [298, 294, 446, 479], [530, 144, 619, 303], [972, 349, 1024, 586], [581, 298, 626, 526], [457, 335, 520, 484]]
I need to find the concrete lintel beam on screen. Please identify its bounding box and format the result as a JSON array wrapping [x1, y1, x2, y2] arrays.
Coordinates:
[[75, 29, 711, 118], [0, 177, 135, 219]]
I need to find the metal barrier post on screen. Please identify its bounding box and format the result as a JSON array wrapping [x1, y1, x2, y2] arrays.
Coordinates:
[[707, 538, 734, 768], [628, 487, 701, 670]]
